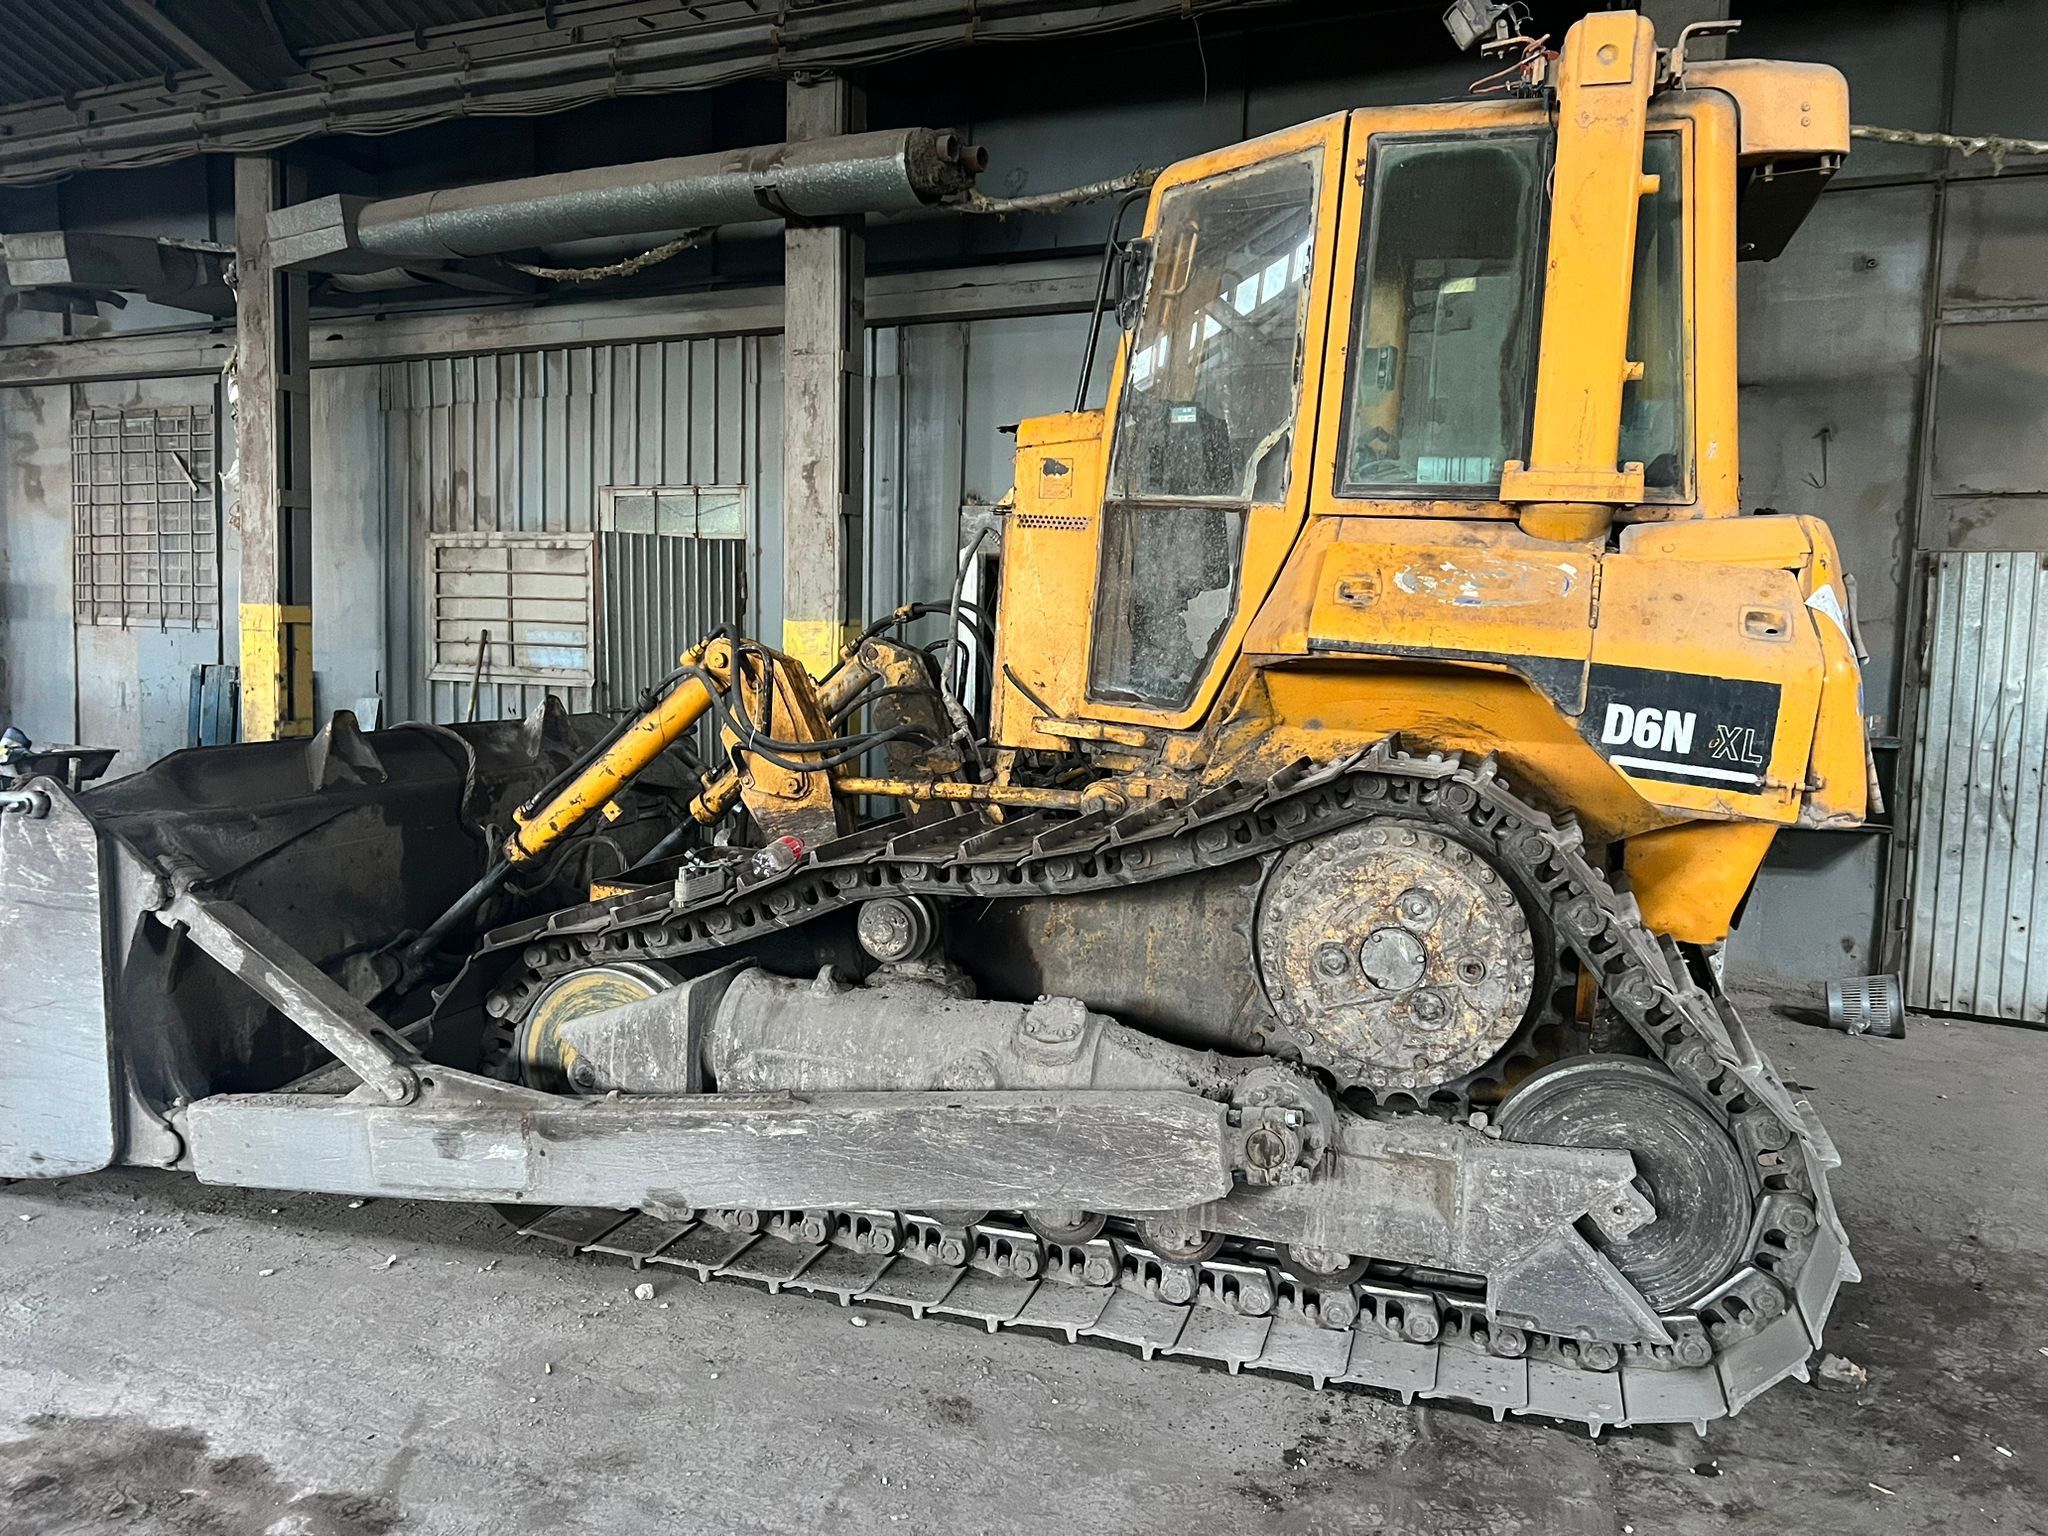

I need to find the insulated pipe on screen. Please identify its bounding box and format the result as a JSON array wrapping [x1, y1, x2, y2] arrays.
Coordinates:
[[353, 128, 986, 263]]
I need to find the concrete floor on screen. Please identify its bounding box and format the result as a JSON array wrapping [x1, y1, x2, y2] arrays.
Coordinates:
[[0, 984, 2042, 1536]]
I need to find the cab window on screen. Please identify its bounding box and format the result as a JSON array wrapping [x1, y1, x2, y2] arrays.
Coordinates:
[[1621, 134, 1687, 497], [1339, 129, 1689, 500], [1339, 133, 1545, 495]]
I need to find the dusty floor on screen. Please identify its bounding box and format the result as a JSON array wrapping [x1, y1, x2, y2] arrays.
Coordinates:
[[0, 983, 2042, 1536]]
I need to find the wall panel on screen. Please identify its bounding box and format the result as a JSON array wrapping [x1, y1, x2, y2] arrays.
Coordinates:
[[1904, 550, 2048, 1024], [378, 337, 769, 724]]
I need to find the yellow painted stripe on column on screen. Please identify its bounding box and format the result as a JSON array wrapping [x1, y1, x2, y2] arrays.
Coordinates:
[[239, 602, 287, 743], [238, 603, 314, 742], [780, 619, 860, 680]]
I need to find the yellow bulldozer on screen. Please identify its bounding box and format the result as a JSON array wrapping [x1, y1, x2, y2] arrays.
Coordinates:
[[0, 8, 1866, 1430]]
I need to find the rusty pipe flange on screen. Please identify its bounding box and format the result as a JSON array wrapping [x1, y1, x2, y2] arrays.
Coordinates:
[[1254, 822, 1537, 1094]]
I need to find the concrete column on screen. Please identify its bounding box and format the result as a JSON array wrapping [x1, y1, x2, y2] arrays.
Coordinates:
[[779, 74, 867, 677], [232, 155, 314, 740]]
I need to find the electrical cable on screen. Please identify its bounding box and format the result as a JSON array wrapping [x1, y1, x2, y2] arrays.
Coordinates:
[[1000, 663, 1060, 724], [947, 526, 993, 704]]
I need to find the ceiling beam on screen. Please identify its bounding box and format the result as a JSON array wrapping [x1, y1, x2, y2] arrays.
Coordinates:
[[0, 0, 1283, 186], [113, 0, 300, 95]]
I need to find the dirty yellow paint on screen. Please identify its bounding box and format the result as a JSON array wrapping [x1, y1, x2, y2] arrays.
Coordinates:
[[976, 12, 1863, 948], [1625, 820, 1778, 944], [780, 619, 860, 680], [509, 640, 723, 861], [1497, 10, 1658, 536], [238, 603, 312, 742], [497, 13, 1861, 961]]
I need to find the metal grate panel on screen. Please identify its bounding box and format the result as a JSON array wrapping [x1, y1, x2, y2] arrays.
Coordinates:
[[381, 337, 766, 724], [70, 405, 218, 630], [428, 532, 596, 687], [1903, 549, 2048, 1026]]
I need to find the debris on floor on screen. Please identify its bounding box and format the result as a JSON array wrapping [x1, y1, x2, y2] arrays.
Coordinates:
[[1816, 1353, 1869, 1392]]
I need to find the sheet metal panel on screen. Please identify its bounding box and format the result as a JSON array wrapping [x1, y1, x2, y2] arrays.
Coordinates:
[[380, 336, 765, 723], [1905, 550, 2048, 1025], [1932, 319, 2048, 496], [375, 316, 1080, 727], [1940, 175, 2048, 309], [1737, 183, 1933, 738], [598, 519, 746, 714]]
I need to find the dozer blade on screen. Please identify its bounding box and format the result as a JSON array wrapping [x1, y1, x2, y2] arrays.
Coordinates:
[[0, 783, 116, 1177], [0, 708, 664, 1177]]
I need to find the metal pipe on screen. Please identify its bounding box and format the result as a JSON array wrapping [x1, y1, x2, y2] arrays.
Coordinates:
[[354, 129, 985, 263], [833, 776, 1087, 810]]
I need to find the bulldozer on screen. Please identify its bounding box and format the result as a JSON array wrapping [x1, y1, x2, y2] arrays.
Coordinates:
[[0, 8, 1866, 1431]]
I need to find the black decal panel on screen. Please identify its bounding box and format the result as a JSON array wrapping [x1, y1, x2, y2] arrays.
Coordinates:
[[1582, 663, 1782, 790]]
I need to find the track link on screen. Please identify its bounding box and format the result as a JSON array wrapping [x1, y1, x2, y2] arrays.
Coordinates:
[[477, 742, 1856, 1430]]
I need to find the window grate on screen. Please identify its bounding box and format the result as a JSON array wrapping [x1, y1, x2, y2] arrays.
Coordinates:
[[70, 405, 219, 629], [428, 532, 597, 687], [598, 485, 747, 539]]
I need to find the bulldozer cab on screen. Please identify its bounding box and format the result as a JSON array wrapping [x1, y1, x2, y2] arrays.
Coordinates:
[[992, 19, 1850, 748]]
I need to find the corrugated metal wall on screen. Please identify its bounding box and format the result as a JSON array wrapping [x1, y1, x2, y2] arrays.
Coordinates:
[[378, 338, 771, 722], [862, 314, 1096, 630], [1903, 551, 2048, 1025], [365, 316, 1094, 727]]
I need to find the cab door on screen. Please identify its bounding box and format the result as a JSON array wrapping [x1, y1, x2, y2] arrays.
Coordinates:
[[1080, 115, 1347, 728]]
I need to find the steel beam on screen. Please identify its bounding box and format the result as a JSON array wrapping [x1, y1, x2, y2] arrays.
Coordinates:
[[0, 258, 1097, 387], [233, 156, 315, 742], [0, 230, 234, 316], [183, 1079, 1236, 1211], [113, 0, 300, 95], [158, 891, 422, 1105], [780, 76, 867, 677], [0, 0, 1277, 187]]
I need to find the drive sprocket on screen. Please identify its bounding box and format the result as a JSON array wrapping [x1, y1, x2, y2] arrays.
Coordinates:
[[1253, 820, 1541, 1095]]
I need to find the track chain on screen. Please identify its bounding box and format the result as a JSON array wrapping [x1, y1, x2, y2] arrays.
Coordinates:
[[479, 741, 1856, 1429]]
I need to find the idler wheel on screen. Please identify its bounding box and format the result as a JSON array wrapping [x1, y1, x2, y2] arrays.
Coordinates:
[[516, 961, 680, 1093], [1497, 1057, 1755, 1311]]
